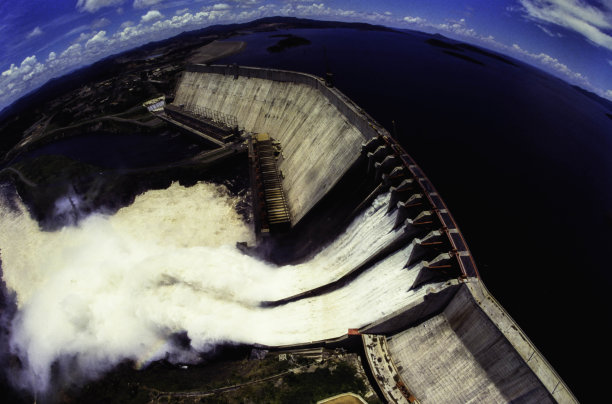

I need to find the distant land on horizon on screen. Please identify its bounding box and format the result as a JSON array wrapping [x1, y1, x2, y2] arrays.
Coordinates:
[[2, 16, 612, 125], [0, 17, 392, 122]]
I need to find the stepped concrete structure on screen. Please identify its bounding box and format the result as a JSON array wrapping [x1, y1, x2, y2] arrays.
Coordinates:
[[165, 64, 578, 403]]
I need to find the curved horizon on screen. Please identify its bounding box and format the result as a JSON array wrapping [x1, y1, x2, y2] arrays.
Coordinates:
[[1, 1, 612, 112]]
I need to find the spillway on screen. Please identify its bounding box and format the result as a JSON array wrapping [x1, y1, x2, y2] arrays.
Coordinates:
[[0, 64, 579, 403], [0, 183, 450, 392]]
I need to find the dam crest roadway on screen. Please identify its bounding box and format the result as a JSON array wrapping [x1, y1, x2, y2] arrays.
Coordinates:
[[144, 64, 578, 403]]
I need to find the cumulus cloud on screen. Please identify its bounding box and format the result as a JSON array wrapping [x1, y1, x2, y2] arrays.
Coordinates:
[[404, 16, 425, 24], [86, 31, 109, 48], [133, 0, 164, 9], [75, 32, 94, 43], [26, 26, 43, 39], [519, 0, 612, 50], [141, 10, 164, 23], [276, 2, 398, 24], [76, 0, 125, 13], [0, 55, 46, 101], [1, 56, 41, 81], [401, 15, 485, 40], [435, 18, 478, 38], [511, 43, 591, 85], [59, 43, 83, 60]]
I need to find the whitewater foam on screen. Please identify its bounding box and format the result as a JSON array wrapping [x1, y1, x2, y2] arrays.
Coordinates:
[[0, 181, 420, 393]]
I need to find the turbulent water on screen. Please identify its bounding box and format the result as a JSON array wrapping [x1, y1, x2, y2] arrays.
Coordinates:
[[0, 181, 428, 394]]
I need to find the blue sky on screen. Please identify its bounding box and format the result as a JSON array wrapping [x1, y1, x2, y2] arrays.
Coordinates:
[[1, 0, 612, 111]]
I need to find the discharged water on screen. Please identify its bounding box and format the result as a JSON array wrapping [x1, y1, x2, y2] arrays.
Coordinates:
[[0, 181, 427, 394]]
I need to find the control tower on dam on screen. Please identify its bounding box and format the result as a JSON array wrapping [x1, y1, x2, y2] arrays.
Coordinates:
[[168, 65, 578, 403]]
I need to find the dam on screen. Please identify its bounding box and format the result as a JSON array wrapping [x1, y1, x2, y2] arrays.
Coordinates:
[[149, 64, 577, 403]]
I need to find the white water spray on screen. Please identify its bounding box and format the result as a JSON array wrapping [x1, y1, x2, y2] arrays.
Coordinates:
[[0, 181, 425, 394]]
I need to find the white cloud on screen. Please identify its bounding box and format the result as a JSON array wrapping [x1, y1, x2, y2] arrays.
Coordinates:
[[296, 2, 325, 13], [92, 17, 112, 29], [176, 8, 189, 15], [26, 26, 43, 39], [275, 2, 398, 24], [403, 16, 425, 25], [76, 0, 125, 13], [435, 18, 478, 38], [1, 56, 39, 80], [519, 0, 612, 50], [212, 3, 232, 11], [86, 31, 109, 48], [141, 10, 164, 23], [231, 0, 261, 6], [511, 43, 591, 85], [60, 43, 83, 60], [0, 55, 47, 100], [608, 59, 612, 66], [605, 89, 612, 98], [76, 32, 95, 43], [1, 65, 18, 80], [63, 24, 91, 39], [536, 24, 563, 37], [133, 0, 164, 9]]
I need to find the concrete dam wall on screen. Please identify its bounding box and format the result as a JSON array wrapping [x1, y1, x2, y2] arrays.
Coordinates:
[[174, 64, 380, 225], [170, 65, 577, 403], [387, 284, 554, 403]]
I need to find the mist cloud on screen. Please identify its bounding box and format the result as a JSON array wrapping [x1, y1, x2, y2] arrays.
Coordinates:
[[0, 181, 425, 397]]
